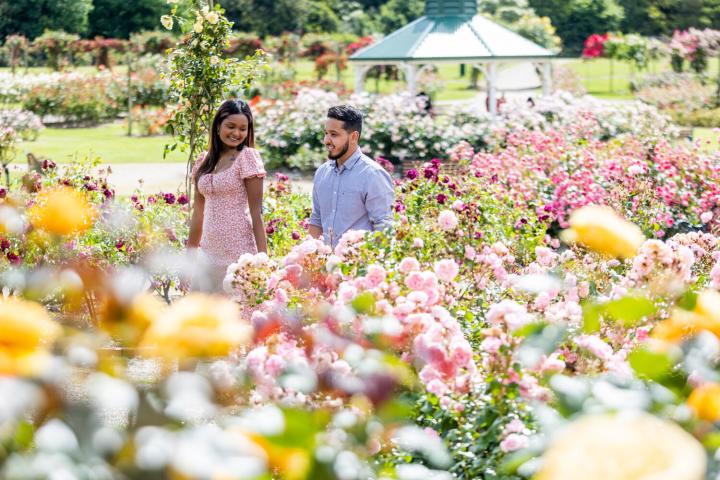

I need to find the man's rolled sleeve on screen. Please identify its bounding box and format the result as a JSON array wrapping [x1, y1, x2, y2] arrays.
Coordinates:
[[366, 168, 395, 232]]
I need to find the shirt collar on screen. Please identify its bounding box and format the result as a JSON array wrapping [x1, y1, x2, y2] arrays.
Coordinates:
[[334, 148, 362, 172]]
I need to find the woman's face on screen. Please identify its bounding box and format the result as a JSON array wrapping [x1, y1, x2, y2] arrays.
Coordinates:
[[218, 113, 249, 149]]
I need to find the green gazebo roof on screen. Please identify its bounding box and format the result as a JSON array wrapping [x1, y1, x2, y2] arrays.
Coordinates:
[[349, 0, 555, 63]]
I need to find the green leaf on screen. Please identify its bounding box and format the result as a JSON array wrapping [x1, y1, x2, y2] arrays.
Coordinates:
[[677, 290, 698, 311], [13, 421, 34, 450], [629, 346, 674, 381], [268, 408, 329, 449], [604, 296, 657, 326], [351, 291, 376, 315], [582, 302, 601, 333]]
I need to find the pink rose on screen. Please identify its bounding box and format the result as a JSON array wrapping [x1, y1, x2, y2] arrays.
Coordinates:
[[702, 211, 714, 224], [399, 257, 421, 274], [434, 259, 459, 282], [480, 336, 503, 354], [500, 433, 528, 453], [437, 210, 458, 231], [365, 264, 387, 288], [405, 271, 425, 291], [413, 237, 424, 248]]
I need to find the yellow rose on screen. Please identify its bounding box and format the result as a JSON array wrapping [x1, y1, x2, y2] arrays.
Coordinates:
[[688, 383, 720, 422], [140, 294, 251, 359], [652, 291, 720, 343], [28, 186, 97, 236], [0, 297, 61, 375], [560, 205, 645, 259], [535, 412, 706, 480], [100, 294, 165, 347]]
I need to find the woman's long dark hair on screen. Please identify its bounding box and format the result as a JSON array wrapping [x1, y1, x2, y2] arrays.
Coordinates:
[[196, 99, 255, 181]]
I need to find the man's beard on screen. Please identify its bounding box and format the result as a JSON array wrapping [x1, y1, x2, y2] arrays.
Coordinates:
[[328, 140, 350, 160]]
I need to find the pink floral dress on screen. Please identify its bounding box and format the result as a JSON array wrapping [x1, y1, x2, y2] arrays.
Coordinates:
[[191, 147, 266, 292]]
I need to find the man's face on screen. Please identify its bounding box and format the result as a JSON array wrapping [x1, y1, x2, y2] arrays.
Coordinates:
[[324, 118, 354, 160]]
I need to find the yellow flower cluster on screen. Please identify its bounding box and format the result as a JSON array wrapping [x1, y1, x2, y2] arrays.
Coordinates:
[[0, 297, 61, 375], [653, 290, 720, 343], [100, 293, 164, 348], [560, 205, 645, 259], [140, 294, 252, 360], [536, 412, 705, 480], [28, 186, 97, 236]]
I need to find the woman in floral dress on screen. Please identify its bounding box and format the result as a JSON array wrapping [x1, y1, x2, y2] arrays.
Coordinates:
[[187, 99, 267, 293]]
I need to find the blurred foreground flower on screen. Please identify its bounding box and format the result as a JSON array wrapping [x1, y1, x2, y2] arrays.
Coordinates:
[[560, 205, 645, 259], [0, 297, 60, 375], [688, 382, 720, 422], [140, 294, 251, 360], [28, 186, 97, 236], [536, 411, 705, 480], [100, 293, 165, 347], [653, 290, 720, 343]]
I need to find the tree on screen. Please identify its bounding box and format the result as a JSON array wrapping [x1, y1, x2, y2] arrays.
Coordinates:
[[374, 0, 424, 35], [0, 0, 93, 39], [220, 0, 308, 36], [87, 0, 167, 39], [528, 0, 624, 54]]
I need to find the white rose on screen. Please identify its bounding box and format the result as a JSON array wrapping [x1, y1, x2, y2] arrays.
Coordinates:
[[193, 20, 203, 33], [210, 55, 220, 65], [160, 15, 173, 30], [205, 11, 220, 24]]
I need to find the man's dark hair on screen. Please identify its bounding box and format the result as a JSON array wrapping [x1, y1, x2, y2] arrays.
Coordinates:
[[327, 105, 363, 136]]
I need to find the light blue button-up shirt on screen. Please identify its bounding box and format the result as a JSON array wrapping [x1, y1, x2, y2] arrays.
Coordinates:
[[309, 148, 395, 247]]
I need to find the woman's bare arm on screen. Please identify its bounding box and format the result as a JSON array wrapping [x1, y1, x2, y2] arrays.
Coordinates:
[[245, 176, 267, 253], [187, 187, 205, 248]]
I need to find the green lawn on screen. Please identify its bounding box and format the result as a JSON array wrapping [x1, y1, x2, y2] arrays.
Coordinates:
[[14, 121, 186, 164], [293, 60, 479, 101], [693, 127, 720, 152], [565, 57, 720, 100]]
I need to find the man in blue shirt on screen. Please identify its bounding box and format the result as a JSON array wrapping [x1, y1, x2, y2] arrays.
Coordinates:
[[308, 105, 395, 248]]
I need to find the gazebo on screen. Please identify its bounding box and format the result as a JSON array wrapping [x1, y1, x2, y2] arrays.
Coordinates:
[[348, 0, 556, 115]]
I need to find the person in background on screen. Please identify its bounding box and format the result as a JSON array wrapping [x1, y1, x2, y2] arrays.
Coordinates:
[[308, 105, 395, 248], [187, 99, 267, 293]]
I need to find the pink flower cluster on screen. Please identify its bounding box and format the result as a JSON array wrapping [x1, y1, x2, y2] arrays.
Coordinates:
[[451, 128, 720, 231]]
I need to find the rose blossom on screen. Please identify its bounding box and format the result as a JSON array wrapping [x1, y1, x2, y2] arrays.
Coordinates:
[[434, 259, 459, 282], [437, 210, 458, 230], [500, 433, 529, 453], [399, 257, 421, 274]]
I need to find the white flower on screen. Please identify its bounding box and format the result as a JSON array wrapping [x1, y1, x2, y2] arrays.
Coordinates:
[[161, 15, 174, 30], [210, 55, 220, 65], [193, 21, 203, 33], [205, 11, 220, 24], [167, 0, 179, 3]]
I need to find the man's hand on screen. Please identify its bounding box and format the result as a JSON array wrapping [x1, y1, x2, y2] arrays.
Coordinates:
[[308, 224, 323, 239]]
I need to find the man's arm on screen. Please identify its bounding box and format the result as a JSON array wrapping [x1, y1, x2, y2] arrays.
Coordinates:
[[308, 168, 323, 239], [366, 168, 395, 232]]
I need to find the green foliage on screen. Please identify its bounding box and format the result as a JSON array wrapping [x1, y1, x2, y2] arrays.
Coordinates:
[[163, 0, 268, 194], [528, 0, 625, 54], [374, 0, 424, 35], [87, 0, 167, 39], [480, 0, 562, 51], [220, 0, 308, 36], [0, 0, 93, 40]]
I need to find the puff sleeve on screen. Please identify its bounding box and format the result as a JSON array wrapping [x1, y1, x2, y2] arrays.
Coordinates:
[[237, 147, 266, 180]]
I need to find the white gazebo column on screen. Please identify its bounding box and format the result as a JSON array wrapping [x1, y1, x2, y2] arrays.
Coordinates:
[[353, 64, 372, 93], [486, 62, 498, 117], [541, 62, 553, 95], [403, 64, 420, 95]]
